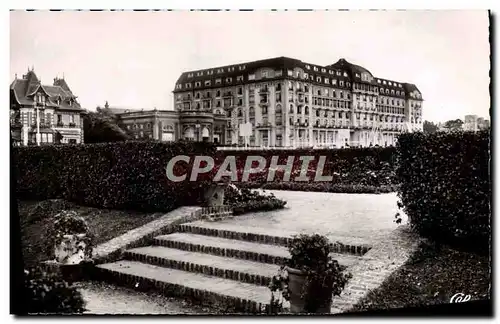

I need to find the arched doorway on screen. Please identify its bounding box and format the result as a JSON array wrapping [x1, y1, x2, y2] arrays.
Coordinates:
[[201, 126, 210, 142], [184, 127, 195, 140]]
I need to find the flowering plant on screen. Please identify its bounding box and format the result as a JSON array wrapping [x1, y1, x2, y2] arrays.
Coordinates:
[[268, 234, 352, 313]]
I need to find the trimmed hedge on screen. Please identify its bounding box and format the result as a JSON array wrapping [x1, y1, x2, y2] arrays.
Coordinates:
[[13, 141, 216, 212], [214, 147, 397, 188], [396, 130, 491, 253]]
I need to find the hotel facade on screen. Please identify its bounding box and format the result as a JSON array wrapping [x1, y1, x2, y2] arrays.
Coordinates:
[[114, 57, 424, 148]]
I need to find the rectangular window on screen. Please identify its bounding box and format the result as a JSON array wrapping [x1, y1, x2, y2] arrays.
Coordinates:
[[215, 79, 222, 85], [204, 80, 211, 86], [262, 71, 268, 78], [248, 74, 256, 80]]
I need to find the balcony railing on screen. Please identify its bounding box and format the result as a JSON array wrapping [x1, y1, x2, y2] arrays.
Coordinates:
[[256, 122, 272, 128], [10, 121, 22, 128], [54, 122, 79, 128], [31, 122, 53, 129]]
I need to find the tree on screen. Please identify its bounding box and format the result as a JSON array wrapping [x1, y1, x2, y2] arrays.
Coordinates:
[[443, 119, 464, 131], [83, 107, 130, 143], [423, 120, 439, 134]]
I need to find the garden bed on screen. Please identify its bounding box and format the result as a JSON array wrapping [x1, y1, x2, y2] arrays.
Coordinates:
[[350, 241, 491, 313], [237, 182, 398, 194], [224, 186, 287, 215], [18, 199, 165, 268]]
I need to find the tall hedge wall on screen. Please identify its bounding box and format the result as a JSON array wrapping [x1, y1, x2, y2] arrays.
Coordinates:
[[396, 130, 491, 253], [13, 141, 216, 212], [214, 147, 397, 187]]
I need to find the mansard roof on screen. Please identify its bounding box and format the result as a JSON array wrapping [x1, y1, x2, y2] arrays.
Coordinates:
[[173, 56, 423, 100]]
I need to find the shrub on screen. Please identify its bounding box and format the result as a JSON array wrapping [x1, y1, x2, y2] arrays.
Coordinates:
[[396, 130, 491, 254], [23, 266, 86, 314], [13, 141, 216, 212], [224, 186, 287, 215]]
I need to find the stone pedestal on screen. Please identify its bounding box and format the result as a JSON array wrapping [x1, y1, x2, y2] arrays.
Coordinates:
[[203, 183, 227, 207]]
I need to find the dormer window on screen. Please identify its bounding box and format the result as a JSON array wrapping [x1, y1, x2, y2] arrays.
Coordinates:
[[313, 66, 318, 71], [321, 68, 326, 73], [187, 73, 193, 78], [305, 65, 310, 70]]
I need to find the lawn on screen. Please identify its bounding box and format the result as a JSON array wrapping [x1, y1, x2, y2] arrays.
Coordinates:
[[350, 241, 491, 312], [18, 199, 166, 268]]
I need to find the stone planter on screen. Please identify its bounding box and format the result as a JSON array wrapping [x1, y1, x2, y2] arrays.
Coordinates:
[[286, 267, 333, 314], [54, 234, 87, 265]]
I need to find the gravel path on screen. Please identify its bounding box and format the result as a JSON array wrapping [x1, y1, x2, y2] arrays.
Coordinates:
[[77, 281, 210, 314], [220, 190, 407, 245]]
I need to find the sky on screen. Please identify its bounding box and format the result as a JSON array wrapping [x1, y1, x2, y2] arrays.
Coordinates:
[[10, 10, 491, 122]]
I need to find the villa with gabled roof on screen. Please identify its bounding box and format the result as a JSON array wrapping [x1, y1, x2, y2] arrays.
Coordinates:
[[10, 67, 85, 146]]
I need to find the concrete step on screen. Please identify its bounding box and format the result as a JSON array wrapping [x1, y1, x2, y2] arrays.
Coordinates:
[[154, 232, 289, 265], [124, 246, 280, 286], [153, 232, 363, 267], [177, 221, 371, 256], [96, 260, 275, 313]]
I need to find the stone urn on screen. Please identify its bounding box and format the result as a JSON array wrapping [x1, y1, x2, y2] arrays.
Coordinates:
[[54, 233, 87, 265], [286, 267, 333, 314], [203, 183, 227, 207]]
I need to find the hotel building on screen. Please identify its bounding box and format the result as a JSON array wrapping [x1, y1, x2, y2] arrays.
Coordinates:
[[115, 56, 424, 148]]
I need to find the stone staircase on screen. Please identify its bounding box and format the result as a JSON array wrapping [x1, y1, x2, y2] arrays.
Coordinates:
[[95, 220, 371, 314]]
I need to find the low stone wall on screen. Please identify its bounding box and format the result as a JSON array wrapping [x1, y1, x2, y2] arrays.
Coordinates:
[[92, 206, 203, 265], [200, 205, 233, 222]]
